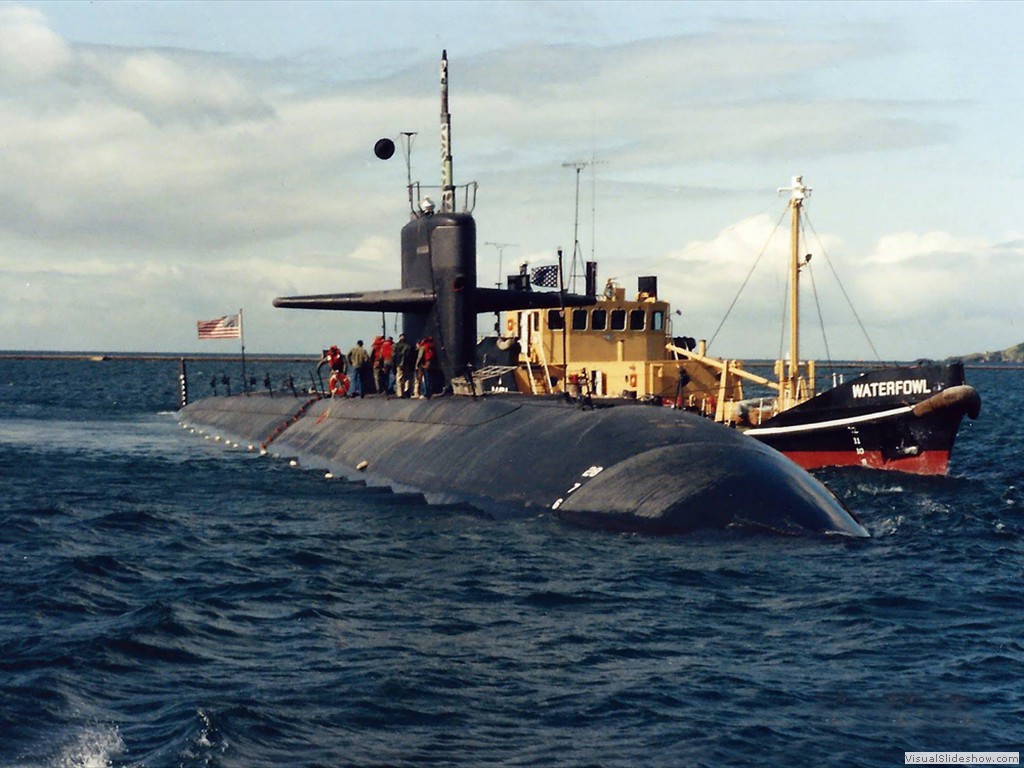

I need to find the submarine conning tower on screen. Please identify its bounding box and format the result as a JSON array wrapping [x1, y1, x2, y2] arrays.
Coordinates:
[[273, 51, 595, 387], [400, 210, 477, 380]]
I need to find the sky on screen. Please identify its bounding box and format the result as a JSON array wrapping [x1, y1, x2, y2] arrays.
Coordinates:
[[1, 0, 1021, 359]]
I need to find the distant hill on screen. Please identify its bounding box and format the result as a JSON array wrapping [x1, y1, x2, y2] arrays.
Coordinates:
[[961, 341, 1024, 363]]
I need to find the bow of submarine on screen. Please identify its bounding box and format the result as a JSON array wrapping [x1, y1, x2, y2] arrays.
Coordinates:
[[553, 438, 868, 537]]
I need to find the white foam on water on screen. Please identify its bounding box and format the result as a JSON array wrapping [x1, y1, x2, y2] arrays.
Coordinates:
[[874, 514, 906, 536], [54, 726, 125, 768], [857, 482, 905, 496], [178, 708, 229, 762]]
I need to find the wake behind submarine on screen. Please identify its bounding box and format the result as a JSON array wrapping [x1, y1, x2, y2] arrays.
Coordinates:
[[178, 51, 867, 538]]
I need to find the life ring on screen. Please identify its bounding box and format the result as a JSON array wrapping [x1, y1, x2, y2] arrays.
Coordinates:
[[628, 373, 637, 388], [329, 372, 350, 397], [506, 317, 515, 333]]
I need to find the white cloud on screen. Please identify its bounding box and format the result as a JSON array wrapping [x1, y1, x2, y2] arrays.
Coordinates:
[[851, 231, 1024, 325], [83, 48, 276, 124], [866, 230, 986, 265], [643, 216, 1024, 360], [0, 4, 1018, 357], [347, 236, 394, 266], [0, 16, 947, 260], [0, 5, 71, 82]]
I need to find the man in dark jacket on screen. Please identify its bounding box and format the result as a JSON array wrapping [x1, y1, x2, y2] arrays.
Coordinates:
[[391, 334, 414, 398]]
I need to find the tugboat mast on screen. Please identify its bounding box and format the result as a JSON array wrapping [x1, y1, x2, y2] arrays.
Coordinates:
[[779, 175, 811, 408]]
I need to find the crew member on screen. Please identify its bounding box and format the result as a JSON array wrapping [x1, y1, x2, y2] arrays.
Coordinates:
[[370, 336, 384, 394], [348, 340, 370, 398], [416, 336, 436, 399], [315, 345, 346, 395], [391, 334, 413, 398], [316, 344, 345, 377], [380, 336, 394, 395]]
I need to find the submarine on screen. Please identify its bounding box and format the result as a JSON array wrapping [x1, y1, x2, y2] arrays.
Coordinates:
[[178, 51, 868, 538]]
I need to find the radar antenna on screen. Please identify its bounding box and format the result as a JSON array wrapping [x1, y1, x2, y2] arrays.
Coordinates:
[[562, 157, 605, 292], [484, 242, 518, 288]]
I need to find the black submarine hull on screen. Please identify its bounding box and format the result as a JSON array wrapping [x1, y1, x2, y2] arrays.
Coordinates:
[[178, 393, 868, 537]]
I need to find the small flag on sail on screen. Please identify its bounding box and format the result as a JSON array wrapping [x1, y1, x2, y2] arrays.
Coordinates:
[[530, 264, 560, 288], [197, 314, 241, 340]]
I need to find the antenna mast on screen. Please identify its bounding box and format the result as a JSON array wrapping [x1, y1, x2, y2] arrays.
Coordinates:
[[562, 161, 587, 293], [440, 50, 455, 213], [485, 242, 518, 287], [400, 132, 417, 215], [562, 158, 605, 292]]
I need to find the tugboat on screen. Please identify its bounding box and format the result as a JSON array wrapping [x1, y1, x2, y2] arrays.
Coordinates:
[[491, 177, 980, 475], [177, 52, 867, 537], [668, 176, 980, 474]]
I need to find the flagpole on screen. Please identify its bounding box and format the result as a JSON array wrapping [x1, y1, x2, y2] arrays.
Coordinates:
[[240, 308, 248, 395], [557, 248, 567, 378]]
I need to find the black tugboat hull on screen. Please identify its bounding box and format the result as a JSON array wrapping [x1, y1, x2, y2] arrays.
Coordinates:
[[747, 361, 980, 474], [178, 394, 868, 537]]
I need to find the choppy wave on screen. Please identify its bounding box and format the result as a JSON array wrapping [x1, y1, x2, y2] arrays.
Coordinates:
[[5, 725, 124, 768], [1, 359, 1022, 767]]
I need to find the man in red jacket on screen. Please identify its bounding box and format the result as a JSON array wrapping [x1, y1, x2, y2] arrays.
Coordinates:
[[415, 336, 436, 399], [378, 336, 394, 396], [370, 336, 385, 394]]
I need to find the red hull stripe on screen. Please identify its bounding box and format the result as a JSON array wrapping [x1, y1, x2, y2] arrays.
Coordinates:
[[784, 449, 951, 475]]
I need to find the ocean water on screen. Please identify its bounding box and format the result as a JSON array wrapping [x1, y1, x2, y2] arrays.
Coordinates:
[[1, 357, 1021, 767]]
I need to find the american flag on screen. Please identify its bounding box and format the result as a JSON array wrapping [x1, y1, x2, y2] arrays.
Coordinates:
[[530, 264, 560, 288], [197, 314, 241, 340]]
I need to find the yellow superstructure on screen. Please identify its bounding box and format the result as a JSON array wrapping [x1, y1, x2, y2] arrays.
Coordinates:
[[503, 279, 742, 416]]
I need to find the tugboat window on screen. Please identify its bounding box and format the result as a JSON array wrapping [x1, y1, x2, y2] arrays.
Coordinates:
[[591, 309, 607, 331], [611, 309, 626, 331], [548, 309, 565, 330], [629, 309, 646, 331], [572, 309, 588, 331], [652, 310, 664, 331]]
